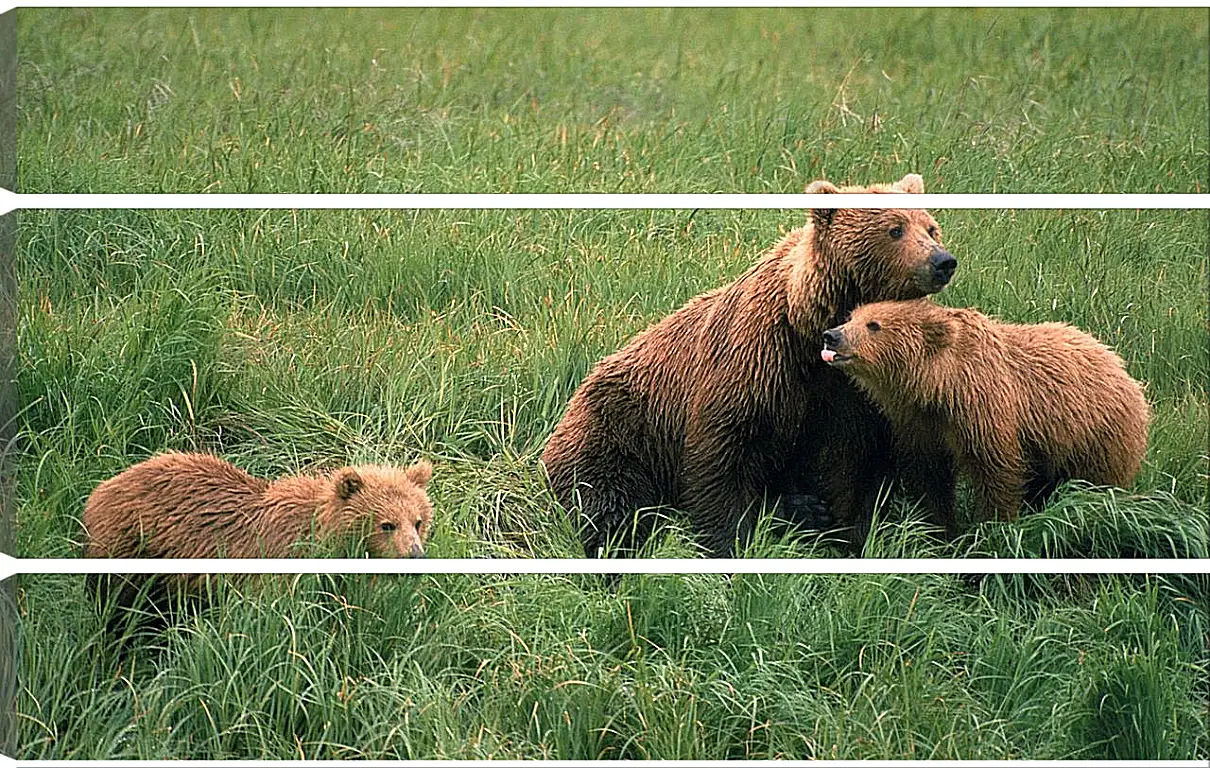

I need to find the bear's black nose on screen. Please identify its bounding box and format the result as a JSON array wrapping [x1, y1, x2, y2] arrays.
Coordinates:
[[929, 249, 958, 279], [822, 328, 842, 347]]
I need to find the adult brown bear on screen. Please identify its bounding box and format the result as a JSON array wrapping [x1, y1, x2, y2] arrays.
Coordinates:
[[542, 174, 957, 556]]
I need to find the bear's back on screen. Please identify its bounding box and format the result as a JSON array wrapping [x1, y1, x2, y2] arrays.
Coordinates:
[[83, 452, 268, 558], [1000, 321, 1150, 477]]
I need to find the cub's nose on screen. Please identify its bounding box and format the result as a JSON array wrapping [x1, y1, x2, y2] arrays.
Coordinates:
[[929, 249, 958, 281], [409, 544, 427, 559], [822, 328, 843, 347]]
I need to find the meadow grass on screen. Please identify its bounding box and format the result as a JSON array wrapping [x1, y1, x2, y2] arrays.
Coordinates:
[[17, 7, 1209, 193], [15, 566, 1210, 759], [13, 205, 1209, 758], [16, 206, 1208, 558], [12, 7, 1210, 756]]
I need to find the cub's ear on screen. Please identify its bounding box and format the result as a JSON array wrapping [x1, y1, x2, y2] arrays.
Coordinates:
[[806, 179, 840, 228], [406, 460, 433, 488], [334, 468, 363, 500], [805, 179, 840, 195], [894, 173, 924, 194]]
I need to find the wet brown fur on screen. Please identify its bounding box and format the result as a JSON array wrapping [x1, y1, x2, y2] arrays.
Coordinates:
[[83, 452, 435, 562], [542, 174, 956, 556], [825, 299, 1151, 532], [83, 452, 435, 638]]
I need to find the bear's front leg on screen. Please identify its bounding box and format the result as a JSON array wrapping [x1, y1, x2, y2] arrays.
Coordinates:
[[680, 415, 771, 558], [966, 433, 1027, 523], [798, 407, 897, 548], [895, 441, 959, 537]]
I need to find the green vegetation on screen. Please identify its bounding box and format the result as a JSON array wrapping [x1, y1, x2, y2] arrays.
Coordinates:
[[17, 8, 1208, 193], [13, 6, 1209, 759], [16, 207, 1208, 557], [14, 205, 1209, 758], [16, 566, 1210, 759]]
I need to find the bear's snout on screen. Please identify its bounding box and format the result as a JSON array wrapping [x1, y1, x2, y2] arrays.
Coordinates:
[[408, 543, 427, 558], [928, 248, 958, 284], [821, 327, 849, 364]]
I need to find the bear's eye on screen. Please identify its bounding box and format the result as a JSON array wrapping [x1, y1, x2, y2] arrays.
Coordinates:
[[414, 520, 423, 532], [927, 225, 938, 239], [866, 320, 882, 332], [380, 522, 397, 533], [888, 225, 905, 240]]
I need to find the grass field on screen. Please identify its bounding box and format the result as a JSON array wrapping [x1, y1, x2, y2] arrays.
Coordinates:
[[16, 7, 1209, 193], [15, 206, 1209, 558], [13, 205, 1210, 758], [15, 570, 1210, 760], [12, 5, 1210, 761]]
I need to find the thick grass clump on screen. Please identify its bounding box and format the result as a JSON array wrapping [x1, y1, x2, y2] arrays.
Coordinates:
[[17, 8, 1208, 193]]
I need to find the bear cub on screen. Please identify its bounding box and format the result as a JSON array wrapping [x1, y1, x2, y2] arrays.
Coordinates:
[[82, 452, 434, 635], [83, 451, 434, 561], [822, 299, 1150, 533]]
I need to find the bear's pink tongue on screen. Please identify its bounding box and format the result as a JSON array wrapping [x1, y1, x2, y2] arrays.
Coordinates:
[[821, 349, 837, 363]]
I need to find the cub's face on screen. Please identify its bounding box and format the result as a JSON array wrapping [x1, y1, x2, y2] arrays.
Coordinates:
[[820, 299, 950, 383], [333, 461, 434, 558], [806, 174, 958, 300]]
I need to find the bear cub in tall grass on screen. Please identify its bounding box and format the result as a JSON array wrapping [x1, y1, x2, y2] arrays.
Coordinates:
[[822, 299, 1150, 534], [82, 451, 434, 635]]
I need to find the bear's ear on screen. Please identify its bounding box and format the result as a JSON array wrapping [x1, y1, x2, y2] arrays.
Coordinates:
[[805, 179, 840, 195], [894, 173, 924, 194], [335, 468, 363, 500], [406, 460, 433, 488], [806, 179, 840, 228]]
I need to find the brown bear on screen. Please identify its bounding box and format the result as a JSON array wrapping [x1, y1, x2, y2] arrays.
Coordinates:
[[542, 174, 958, 556], [83, 452, 434, 561], [821, 299, 1151, 532], [82, 452, 434, 634]]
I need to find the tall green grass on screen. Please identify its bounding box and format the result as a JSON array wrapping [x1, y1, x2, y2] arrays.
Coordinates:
[[16, 564, 1210, 759], [16, 207, 1207, 559], [14, 205, 1209, 758], [17, 8, 1209, 193]]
